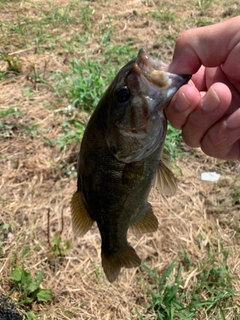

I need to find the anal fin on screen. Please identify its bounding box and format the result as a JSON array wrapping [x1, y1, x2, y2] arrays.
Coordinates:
[[71, 191, 94, 236], [130, 203, 158, 234], [101, 245, 141, 283]]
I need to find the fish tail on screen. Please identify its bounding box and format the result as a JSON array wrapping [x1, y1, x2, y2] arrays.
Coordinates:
[[101, 245, 141, 282]]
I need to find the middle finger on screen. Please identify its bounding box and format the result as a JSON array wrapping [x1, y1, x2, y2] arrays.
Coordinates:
[[182, 82, 232, 148]]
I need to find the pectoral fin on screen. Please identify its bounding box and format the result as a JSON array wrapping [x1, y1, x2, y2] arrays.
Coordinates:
[[153, 158, 177, 196], [71, 191, 94, 236], [130, 203, 158, 234]]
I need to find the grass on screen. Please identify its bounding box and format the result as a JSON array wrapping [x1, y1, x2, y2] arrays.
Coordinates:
[[1, 0, 240, 319], [0, 53, 21, 74], [54, 58, 116, 110], [0, 107, 40, 139], [137, 243, 239, 319]]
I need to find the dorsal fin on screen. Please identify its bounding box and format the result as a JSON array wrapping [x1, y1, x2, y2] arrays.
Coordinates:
[[71, 191, 94, 236], [130, 203, 158, 234]]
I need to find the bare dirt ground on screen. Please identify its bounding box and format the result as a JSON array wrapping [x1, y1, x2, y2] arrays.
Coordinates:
[[1, 0, 240, 319]]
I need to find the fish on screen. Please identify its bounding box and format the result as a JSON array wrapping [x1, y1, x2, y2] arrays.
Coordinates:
[[71, 49, 191, 282]]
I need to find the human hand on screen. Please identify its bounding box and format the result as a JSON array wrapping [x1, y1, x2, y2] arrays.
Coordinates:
[[165, 16, 240, 160]]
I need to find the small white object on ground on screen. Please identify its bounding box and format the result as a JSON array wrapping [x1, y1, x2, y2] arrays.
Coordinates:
[[201, 172, 220, 182]]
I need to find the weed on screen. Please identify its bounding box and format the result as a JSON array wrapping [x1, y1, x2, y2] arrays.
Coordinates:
[[0, 107, 30, 138], [196, 0, 213, 11], [180, 245, 193, 271], [0, 52, 21, 74], [47, 208, 70, 260], [222, 5, 240, 18], [44, 118, 85, 150], [195, 19, 213, 27], [98, 16, 113, 47], [151, 8, 176, 26], [0, 118, 39, 139], [54, 58, 117, 111], [138, 244, 239, 319], [61, 118, 85, 137], [142, 262, 194, 319], [0, 223, 10, 257], [1, 21, 26, 36], [165, 124, 186, 160], [195, 244, 234, 307], [78, 7, 95, 31], [28, 70, 52, 89], [22, 86, 35, 100], [42, 5, 76, 25], [49, 233, 70, 257], [0, 71, 7, 80], [9, 266, 52, 305], [105, 45, 136, 64], [230, 188, 240, 205], [0, 107, 40, 138], [0, 107, 23, 119]]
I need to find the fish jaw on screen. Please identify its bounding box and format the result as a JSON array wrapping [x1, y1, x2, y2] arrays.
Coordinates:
[[134, 48, 191, 111]]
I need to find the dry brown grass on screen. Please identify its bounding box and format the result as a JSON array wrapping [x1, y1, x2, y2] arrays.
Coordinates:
[[1, 0, 240, 319]]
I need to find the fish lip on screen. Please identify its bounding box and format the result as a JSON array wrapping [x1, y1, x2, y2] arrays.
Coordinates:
[[135, 48, 191, 87], [136, 48, 168, 73], [134, 49, 168, 86]]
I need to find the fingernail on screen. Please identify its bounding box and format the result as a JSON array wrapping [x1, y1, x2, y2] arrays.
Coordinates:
[[201, 87, 221, 112], [225, 109, 240, 129], [175, 89, 191, 112]]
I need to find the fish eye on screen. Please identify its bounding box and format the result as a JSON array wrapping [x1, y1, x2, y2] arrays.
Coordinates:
[[115, 86, 131, 103]]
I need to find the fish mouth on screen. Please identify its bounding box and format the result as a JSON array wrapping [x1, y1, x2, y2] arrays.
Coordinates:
[[134, 48, 191, 91]]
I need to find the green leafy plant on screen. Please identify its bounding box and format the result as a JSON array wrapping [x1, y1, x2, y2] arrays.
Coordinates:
[[9, 266, 52, 305], [49, 233, 70, 257]]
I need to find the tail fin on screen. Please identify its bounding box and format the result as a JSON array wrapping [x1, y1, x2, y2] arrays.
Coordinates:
[[101, 245, 141, 283]]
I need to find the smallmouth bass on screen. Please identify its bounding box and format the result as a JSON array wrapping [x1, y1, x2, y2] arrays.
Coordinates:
[[71, 49, 191, 282]]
